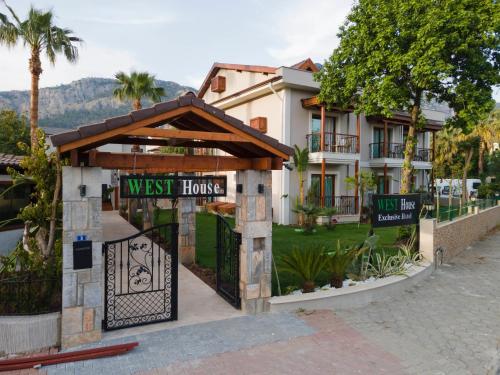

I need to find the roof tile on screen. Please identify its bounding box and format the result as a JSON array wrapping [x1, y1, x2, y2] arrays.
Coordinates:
[[131, 107, 156, 122], [154, 100, 180, 114], [105, 115, 132, 130], [50, 131, 81, 147], [78, 122, 106, 138]]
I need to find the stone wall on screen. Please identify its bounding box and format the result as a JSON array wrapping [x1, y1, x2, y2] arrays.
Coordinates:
[[178, 198, 196, 265], [420, 204, 500, 263], [61, 167, 103, 348], [235, 170, 272, 314]]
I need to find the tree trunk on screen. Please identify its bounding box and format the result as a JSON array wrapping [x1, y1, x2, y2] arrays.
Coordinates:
[[478, 141, 485, 175], [46, 155, 62, 257], [29, 50, 42, 149], [401, 94, 421, 193], [299, 172, 304, 205], [462, 149, 474, 202]]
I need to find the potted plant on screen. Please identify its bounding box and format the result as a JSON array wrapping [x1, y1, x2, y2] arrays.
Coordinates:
[[325, 241, 366, 288], [280, 247, 327, 293]]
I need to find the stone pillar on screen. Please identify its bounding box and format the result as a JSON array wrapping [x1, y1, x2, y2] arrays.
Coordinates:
[[61, 167, 103, 348], [236, 170, 272, 314], [178, 198, 196, 265], [419, 218, 436, 263]]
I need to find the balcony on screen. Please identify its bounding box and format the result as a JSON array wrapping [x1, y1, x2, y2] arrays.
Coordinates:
[[369, 142, 432, 162], [306, 133, 359, 154], [305, 196, 359, 215]]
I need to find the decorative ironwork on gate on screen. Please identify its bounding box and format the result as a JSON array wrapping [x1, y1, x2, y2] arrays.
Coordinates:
[[216, 214, 241, 309], [103, 223, 178, 330]]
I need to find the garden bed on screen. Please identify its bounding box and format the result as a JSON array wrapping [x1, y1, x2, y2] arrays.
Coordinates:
[[268, 261, 433, 312]]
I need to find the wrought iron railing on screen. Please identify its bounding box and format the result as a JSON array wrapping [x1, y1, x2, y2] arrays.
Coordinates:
[[306, 133, 359, 154], [0, 277, 61, 315], [369, 143, 433, 161], [305, 196, 359, 215]]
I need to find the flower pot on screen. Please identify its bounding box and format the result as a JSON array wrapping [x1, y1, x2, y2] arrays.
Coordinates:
[[302, 281, 316, 293]]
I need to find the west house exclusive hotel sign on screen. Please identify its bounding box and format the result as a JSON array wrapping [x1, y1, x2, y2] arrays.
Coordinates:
[[120, 175, 227, 198], [372, 194, 421, 228]]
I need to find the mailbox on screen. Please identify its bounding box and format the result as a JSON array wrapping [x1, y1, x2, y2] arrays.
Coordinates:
[[73, 240, 92, 270]]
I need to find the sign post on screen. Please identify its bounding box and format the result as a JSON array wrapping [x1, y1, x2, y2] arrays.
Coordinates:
[[371, 194, 421, 228]]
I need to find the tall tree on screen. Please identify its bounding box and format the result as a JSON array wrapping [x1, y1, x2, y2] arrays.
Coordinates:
[[0, 2, 82, 149], [316, 0, 499, 193], [113, 71, 165, 112], [292, 145, 309, 206], [113, 71, 165, 229], [474, 109, 500, 175], [0, 110, 30, 154]]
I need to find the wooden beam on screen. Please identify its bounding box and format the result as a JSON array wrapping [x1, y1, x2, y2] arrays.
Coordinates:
[[384, 163, 388, 193], [321, 158, 326, 208], [356, 114, 361, 153], [59, 106, 191, 153], [354, 160, 359, 213], [89, 152, 283, 172], [320, 105, 326, 152], [383, 121, 388, 157], [190, 107, 290, 160], [124, 128, 248, 142]]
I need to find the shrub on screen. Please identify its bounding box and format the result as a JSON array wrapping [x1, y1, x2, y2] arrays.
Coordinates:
[[368, 252, 407, 278], [292, 204, 321, 234], [324, 241, 359, 288], [279, 246, 327, 293], [321, 207, 338, 230]]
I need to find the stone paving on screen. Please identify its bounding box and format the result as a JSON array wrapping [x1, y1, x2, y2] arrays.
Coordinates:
[[35, 230, 500, 375]]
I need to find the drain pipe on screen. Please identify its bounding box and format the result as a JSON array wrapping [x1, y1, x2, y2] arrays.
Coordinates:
[[269, 81, 283, 102]]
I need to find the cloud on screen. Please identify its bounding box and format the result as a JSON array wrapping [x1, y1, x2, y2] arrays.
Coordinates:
[[81, 15, 175, 26], [267, 0, 353, 65], [0, 42, 139, 91]]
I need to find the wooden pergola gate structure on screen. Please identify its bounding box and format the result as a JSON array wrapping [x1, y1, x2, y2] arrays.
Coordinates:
[[53, 92, 293, 347]]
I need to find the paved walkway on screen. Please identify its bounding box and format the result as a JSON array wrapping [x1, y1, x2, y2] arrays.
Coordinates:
[[101, 212, 243, 340], [37, 230, 500, 374]]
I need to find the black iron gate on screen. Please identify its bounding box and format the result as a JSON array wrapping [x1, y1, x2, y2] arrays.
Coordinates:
[[103, 223, 178, 330], [216, 214, 241, 309]]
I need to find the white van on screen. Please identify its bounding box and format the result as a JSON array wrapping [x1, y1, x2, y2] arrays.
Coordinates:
[[435, 179, 481, 198]]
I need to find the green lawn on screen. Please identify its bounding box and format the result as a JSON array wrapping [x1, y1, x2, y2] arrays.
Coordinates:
[[153, 209, 401, 295]]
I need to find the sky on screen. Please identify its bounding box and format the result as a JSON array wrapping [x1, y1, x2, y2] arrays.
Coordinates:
[[0, 0, 353, 91], [0, 0, 499, 101]]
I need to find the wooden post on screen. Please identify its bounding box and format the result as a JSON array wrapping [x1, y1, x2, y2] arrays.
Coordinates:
[[431, 131, 436, 199], [383, 121, 388, 157], [321, 158, 326, 207], [384, 163, 388, 193], [354, 160, 359, 213], [320, 105, 326, 152], [356, 114, 361, 153]]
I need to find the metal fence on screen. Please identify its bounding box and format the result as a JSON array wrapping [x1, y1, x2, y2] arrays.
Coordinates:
[[0, 277, 61, 315], [432, 198, 497, 223]]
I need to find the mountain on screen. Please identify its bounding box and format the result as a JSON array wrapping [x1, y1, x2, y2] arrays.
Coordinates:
[[0, 78, 196, 129]]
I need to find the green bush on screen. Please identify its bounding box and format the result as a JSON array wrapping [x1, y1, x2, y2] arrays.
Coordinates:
[[279, 246, 327, 293]]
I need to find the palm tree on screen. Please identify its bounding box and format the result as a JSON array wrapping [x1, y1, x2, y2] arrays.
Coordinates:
[[0, 2, 81, 149], [474, 110, 500, 175], [113, 71, 165, 229], [113, 71, 165, 111], [292, 145, 309, 205], [434, 128, 460, 207]]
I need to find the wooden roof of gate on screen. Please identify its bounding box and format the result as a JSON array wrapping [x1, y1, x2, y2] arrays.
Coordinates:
[[51, 92, 293, 172]]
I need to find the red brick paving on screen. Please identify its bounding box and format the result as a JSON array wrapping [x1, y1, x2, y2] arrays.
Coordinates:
[[140, 310, 404, 375]]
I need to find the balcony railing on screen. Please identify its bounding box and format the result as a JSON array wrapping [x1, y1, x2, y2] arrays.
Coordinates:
[[305, 196, 359, 215], [306, 133, 359, 154], [369, 142, 433, 161]]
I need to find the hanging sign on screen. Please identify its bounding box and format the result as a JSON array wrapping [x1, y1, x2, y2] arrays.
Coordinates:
[[120, 174, 227, 198], [371, 194, 420, 227]]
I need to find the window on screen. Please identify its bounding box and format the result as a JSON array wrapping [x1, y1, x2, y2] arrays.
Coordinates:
[[0, 182, 32, 222], [311, 174, 335, 207], [376, 176, 391, 194], [310, 114, 336, 152]]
